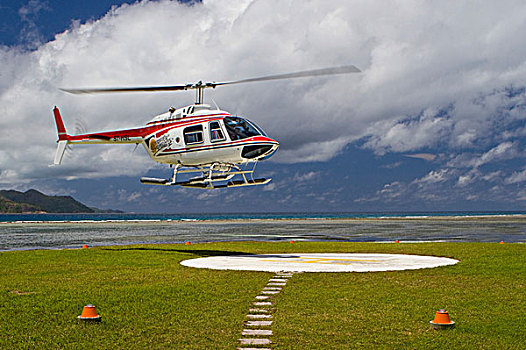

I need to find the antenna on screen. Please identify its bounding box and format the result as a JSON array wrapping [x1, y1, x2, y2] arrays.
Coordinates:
[[211, 98, 220, 110]]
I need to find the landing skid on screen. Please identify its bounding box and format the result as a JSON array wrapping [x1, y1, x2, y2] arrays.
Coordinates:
[[181, 178, 271, 189], [140, 162, 271, 189]]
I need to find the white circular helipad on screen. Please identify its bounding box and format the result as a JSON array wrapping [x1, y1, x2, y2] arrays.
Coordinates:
[[180, 253, 458, 272]]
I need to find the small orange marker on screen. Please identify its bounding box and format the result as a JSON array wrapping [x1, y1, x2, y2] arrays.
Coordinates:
[[78, 304, 101, 322], [430, 309, 455, 329], [185, 241, 191, 245], [290, 240, 294, 244], [499, 241, 505, 244], [82, 244, 88, 249], [395, 240, 400, 243]]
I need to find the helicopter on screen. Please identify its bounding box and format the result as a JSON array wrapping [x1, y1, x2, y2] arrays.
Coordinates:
[[54, 65, 360, 189]]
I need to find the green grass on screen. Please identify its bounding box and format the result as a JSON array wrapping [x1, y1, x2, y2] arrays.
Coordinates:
[[0, 242, 524, 349]]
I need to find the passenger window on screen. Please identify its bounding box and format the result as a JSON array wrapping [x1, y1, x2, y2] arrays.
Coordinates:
[[184, 125, 203, 145], [209, 121, 225, 142]]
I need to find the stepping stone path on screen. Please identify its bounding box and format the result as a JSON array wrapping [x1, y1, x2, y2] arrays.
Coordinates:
[[238, 271, 297, 350]]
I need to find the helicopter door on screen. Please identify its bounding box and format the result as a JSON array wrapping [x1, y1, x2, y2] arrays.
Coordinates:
[[183, 125, 203, 146]]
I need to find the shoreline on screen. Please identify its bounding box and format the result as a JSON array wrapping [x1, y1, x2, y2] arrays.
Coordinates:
[[1, 214, 526, 224], [1, 239, 523, 254], [2, 215, 525, 251]]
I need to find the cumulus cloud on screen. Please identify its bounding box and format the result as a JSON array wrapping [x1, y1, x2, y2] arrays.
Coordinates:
[[505, 169, 526, 184], [362, 107, 453, 155], [17, 0, 50, 48], [1, 0, 525, 189], [447, 141, 521, 170], [414, 169, 450, 186], [404, 153, 437, 161], [292, 171, 319, 183]]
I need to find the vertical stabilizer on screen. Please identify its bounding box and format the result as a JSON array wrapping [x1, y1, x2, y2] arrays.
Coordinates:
[[52, 106, 69, 165], [53, 106, 69, 141]]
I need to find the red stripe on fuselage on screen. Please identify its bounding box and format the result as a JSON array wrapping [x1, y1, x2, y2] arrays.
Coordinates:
[[68, 114, 229, 142], [158, 136, 278, 155]]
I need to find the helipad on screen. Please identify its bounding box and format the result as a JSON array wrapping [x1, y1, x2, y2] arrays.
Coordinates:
[[180, 253, 458, 272]]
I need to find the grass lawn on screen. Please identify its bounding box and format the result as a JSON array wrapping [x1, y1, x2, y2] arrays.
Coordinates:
[[0, 242, 524, 349]]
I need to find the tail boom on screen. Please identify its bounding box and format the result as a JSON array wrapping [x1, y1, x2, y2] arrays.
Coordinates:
[[51, 106, 147, 165]]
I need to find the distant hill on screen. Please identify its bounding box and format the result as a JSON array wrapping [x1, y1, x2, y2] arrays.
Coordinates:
[[0, 195, 44, 213], [0, 189, 122, 214]]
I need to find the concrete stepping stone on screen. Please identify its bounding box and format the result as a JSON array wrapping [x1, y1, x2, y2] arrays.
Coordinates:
[[245, 320, 273, 326], [267, 282, 286, 286], [268, 278, 288, 282], [255, 295, 269, 300], [261, 290, 280, 294], [239, 338, 271, 345], [263, 286, 282, 290], [242, 329, 273, 336], [249, 308, 269, 313], [246, 314, 272, 319], [253, 302, 272, 306]]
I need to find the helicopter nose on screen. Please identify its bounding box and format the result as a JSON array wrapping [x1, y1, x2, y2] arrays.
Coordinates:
[[241, 139, 279, 160]]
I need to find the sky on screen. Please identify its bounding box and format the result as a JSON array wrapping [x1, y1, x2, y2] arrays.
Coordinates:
[[0, 0, 525, 213]]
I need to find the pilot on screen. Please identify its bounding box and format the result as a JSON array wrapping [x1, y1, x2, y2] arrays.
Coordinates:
[[234, 126, 245, 139]]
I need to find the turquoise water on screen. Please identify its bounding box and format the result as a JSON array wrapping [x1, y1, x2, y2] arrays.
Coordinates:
[[0, 212, 525, 251], [1, 211, 525, 223]]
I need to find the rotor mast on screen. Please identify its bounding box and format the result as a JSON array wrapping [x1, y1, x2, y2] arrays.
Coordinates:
[[193, 81, 207, 104], [185, 80, 214, 104], [196, 86, 203, 104]]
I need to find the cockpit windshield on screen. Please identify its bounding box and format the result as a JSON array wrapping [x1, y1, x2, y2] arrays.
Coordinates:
[[223, 116, 266, 140]]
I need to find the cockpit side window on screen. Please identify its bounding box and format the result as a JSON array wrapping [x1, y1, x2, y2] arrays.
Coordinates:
[[183, 125, 203, 145], [223, 116, 262, 140], [209, 121, 225, 142]]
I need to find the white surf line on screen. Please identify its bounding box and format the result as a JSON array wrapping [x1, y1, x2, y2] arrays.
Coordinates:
[[238, 271, 296, 350]]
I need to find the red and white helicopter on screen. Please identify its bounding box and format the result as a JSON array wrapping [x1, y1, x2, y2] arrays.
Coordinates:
[[54, 65, 360, 189]]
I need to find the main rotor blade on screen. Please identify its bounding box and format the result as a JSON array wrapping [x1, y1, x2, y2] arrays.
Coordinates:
[[213, 64, 361, 87], [60, 85, 188, 94], [60, 64, 361, 95]]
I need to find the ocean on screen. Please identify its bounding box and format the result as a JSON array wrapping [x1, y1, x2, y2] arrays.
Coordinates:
[[0, 212, 525, 251]]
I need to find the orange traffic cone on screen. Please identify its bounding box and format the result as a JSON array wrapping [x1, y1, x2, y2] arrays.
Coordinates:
[[499, 241, 505, 244], [290, 240, 295, 244], [82, 244, 88, 249], [430, 309, 455, 329], [185, 241, 191, 245], [78, 304, 102, 322], [395, 240, 400, 243]]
